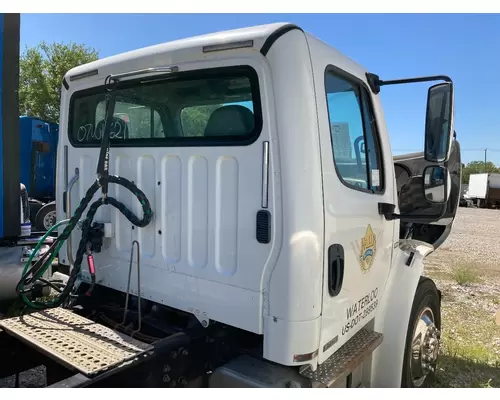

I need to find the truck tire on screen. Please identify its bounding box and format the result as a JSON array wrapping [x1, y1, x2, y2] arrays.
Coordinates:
[[29, 198, 44, 224], [401, 277, 441, 388], [34, 201, 57, 231]]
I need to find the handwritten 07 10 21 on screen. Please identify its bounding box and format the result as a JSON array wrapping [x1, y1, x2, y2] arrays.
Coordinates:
[[77, 121, 125, 142]]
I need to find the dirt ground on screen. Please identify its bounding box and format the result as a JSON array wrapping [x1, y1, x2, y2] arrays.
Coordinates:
[[424, 207, 500, 388]]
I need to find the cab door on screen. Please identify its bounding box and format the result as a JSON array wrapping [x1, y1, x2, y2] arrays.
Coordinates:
[[314, 65, 397, 363]]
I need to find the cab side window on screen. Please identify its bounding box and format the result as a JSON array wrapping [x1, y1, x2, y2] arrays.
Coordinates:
[[325, 68, 384, 193]]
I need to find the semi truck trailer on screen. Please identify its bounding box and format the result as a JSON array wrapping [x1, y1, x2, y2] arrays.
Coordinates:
[[467, 172, 500, 208], [20, 116, 59, 231]]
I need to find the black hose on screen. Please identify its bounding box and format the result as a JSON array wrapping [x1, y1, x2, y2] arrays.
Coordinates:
[[16, 175, 153, 309], [16, 81, 153, 310]]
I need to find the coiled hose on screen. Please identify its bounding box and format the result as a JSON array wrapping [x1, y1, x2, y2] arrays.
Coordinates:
[[16, 175, 153, 310]]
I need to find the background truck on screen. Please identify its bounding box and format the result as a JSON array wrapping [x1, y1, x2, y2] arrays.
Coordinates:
[[459, 183, 470, 207], [466, 172, 500, 208], [0, 19, 461, 388], [20, 116, 59, 231]]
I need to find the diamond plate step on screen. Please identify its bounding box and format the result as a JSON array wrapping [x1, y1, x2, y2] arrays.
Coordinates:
[[0, 307, 153, 376], [300, 328, 383, 388]]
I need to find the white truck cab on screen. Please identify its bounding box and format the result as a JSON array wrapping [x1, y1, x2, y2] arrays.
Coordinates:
[[0, 22, 460, 389]]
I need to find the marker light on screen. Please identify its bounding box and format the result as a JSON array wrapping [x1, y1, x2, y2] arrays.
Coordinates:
[[203, 40, 254, 53]]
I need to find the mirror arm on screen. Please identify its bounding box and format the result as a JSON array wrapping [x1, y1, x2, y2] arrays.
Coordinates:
[[366, 73, 452, 94], [378, 203, 401, 220], [378, 202, 449, 222], [379, 164, 449, 223]]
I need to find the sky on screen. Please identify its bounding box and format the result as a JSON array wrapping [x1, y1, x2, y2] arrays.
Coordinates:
[[19, 13, 500, 166]]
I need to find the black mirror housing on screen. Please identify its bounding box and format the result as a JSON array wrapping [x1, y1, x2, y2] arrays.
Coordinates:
[[423, 165, 449, 204], [424, 82, 454, 163]]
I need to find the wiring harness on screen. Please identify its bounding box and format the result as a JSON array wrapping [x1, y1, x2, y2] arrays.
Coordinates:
[[16, 176, 153, 310], [16, 83, 153, 310]]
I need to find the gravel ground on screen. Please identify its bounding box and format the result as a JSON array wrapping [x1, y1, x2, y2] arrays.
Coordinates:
[[1, 207, 499, 388], [0, 367, 46, 388], [427, 207, 500, 271]]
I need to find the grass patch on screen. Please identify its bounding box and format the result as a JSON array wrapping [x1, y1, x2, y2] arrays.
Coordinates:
[[433, 356, 500, 388], [1, 294, 58, 318], [450, 263, 482, 286], [443, 340, 496, 364], [473, 378, 494, 388], [431, 297, 500, 387], [441, 306, 499, 362]]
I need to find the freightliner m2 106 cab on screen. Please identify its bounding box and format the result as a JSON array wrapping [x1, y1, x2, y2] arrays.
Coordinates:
[[0, 22, 461, 388]]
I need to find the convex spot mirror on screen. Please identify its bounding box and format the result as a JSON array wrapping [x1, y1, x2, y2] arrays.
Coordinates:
[[424, 82, 454, 163], [423, 165, 449, 204]]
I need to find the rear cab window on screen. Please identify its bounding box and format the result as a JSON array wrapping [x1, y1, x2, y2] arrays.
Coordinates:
[[68, 66, 263, 147]]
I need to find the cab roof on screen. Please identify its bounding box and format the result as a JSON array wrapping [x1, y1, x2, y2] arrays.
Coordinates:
[[65, 22, 294, 82]]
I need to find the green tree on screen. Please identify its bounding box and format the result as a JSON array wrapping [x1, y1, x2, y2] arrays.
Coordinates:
[[180, 105, 221, 137], [19, 41, 99, 123], [462, 160, 500, 184]]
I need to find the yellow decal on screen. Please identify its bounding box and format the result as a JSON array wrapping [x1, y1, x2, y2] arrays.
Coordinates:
[[359, 225, 376, 273]]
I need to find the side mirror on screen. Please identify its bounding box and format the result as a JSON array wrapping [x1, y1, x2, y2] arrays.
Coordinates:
[[424, 82, 454, 163], [423, 165, 449, 203]]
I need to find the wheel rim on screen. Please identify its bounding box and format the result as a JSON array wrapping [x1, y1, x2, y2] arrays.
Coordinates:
[[410, 306, 440, 387], [43, 210, 56, 230]]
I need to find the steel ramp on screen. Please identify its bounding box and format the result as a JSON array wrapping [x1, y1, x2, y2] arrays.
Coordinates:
[[0, 307, 153, 376], [300, 328, 383, 387]]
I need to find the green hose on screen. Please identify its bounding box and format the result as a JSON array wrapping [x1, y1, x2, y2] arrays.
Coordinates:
[[19, 219, 70, 309], [16, 175, 153, 311]]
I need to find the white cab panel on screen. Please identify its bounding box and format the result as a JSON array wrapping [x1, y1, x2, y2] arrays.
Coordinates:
[[57, 56, 280, 335]]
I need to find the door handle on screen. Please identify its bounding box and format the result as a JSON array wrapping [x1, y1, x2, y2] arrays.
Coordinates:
[[328, 244, 345, 297]]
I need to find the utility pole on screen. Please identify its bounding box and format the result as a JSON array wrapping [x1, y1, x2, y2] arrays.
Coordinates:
[[485, 148, 488, 172]]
